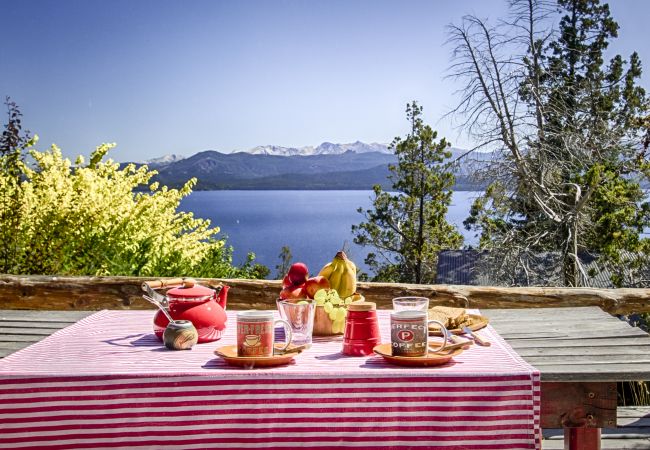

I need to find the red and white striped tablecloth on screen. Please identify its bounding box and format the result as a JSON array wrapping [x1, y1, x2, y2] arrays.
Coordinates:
[[0, 310, 540, 450]]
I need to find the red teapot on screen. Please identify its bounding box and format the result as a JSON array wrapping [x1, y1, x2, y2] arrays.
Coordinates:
[[145, 278, 229, 343]]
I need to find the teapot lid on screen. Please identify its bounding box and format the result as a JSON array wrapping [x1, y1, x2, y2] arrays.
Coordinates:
[[167, 284, 214, 298]]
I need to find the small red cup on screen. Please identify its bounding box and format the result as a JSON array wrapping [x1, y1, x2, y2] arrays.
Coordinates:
[[342, 301, 380, 356]]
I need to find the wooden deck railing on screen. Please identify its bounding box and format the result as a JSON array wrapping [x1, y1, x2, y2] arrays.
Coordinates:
[[1, 275, 649, 314]]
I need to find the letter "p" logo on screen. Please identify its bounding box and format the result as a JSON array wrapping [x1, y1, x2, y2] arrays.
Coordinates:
[[397, 330, 414, 342]]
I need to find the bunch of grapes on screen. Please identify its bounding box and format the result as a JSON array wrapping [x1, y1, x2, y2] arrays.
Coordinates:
[[314, 289, 354, 334]]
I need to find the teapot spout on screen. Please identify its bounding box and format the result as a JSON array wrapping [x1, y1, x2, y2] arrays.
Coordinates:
[[217, 285, 229, 310]]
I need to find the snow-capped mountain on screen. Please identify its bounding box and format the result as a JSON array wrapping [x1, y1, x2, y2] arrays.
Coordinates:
[[143, 154, 186, 168], [314, 141, 391, 155], [246, 145, 314, 156], [244, 141, 391, 156]]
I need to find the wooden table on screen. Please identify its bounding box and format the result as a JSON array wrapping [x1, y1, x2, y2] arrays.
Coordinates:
[[488, 307, 650, 450], [2, 306, 650, 450]]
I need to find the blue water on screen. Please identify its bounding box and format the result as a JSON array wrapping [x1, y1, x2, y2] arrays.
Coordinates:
[[179, 190, 481, 277]]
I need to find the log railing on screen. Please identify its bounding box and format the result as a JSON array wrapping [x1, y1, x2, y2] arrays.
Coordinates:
[[1, 275, 649, 314]]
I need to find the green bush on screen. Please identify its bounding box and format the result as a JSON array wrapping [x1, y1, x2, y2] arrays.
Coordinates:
[[0, 140, 267, 279]]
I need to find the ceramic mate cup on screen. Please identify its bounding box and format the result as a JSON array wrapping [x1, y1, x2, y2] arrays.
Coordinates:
[[163, 320, 198, 350], [236, 311, 292, 357], [390, 310, 449, 356]]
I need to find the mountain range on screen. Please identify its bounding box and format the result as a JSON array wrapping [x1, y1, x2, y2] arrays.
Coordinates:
[[134, 141, 488, 190], [245, 141, 392, 156]]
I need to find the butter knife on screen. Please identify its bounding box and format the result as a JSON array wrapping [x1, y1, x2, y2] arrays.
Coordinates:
[[462, 326, 491, 346], [430, 334, 472, 352]]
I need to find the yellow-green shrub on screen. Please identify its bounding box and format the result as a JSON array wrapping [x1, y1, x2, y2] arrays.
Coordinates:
[[0, 140, 266, 278]]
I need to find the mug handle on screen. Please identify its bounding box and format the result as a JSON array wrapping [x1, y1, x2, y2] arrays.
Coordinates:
[[427, 319, 449, 353], [274, 319, 293, 351]]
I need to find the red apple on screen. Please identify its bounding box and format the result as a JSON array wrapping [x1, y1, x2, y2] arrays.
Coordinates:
[[279, 285, 307, 300], [304, 276, 330, 299], [287, 262, 309, 286], [282, 274, 292, 288]]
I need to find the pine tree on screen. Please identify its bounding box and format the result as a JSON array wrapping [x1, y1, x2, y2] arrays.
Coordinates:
[[0, 98, 35, 272], [352, 101, 463, 284], [541, 0, 650, 285]]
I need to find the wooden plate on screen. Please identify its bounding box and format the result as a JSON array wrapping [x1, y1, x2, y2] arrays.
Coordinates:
[[214, 344, 301, 368], [373, 343, 463, 367], [428, 314, 489, 336]]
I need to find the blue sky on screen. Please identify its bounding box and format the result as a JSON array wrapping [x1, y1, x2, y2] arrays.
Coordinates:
[[1, 0, 649, 162]]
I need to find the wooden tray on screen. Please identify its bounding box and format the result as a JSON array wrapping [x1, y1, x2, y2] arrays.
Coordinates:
[[373, 343, 463, 367], [428, 314, 489, 336]]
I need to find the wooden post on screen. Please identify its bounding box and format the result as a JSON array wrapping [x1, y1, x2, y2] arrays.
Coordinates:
[[564, 428, 601, 450]]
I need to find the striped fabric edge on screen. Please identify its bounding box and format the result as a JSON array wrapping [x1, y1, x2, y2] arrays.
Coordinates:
[[0, 374, 539, 450], [474, 310, 542, 450]]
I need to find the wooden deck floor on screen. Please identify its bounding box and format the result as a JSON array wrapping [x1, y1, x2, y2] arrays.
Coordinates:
[[1, 309, 650, 449], [0, 310, 92, 358]]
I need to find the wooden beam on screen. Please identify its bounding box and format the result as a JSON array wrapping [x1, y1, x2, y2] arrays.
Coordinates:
[[0, 275, 649, 314]]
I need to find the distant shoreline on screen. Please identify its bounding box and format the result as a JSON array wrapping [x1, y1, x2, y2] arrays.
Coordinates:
[[140, 185, 487, 192], [186, 187, 486, 191]]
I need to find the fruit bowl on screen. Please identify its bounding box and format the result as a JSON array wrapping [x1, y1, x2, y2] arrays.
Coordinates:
[[313, 305, 343, 336], [279, 253, 359, 337]]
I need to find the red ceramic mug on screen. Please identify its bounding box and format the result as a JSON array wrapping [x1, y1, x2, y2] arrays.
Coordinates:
[[236, 311, 292, 357]]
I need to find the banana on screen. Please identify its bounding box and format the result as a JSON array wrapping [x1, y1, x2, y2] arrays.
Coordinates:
[[339, 255, 357, 299], [318, 251, 357, 299], [336, 274, 351, 300], [317, 261, 334, 280], [336, 252, 357, 299], [346, 257, 357, 278], [326, 258, 344, 294]]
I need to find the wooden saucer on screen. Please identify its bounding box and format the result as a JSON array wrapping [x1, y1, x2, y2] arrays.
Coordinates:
[[214, 344, 302, 368], [373, 343, 463, 367]]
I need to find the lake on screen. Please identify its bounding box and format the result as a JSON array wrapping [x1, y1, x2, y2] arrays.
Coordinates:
[[179, 190, 482, 277]]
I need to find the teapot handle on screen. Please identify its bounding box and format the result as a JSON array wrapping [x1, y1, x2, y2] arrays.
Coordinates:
[[141, 278, 196, 292], [141, 278, 197, 306]]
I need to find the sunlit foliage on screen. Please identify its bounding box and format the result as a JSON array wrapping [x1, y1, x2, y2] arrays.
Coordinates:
[[0, 100, 267, 278]]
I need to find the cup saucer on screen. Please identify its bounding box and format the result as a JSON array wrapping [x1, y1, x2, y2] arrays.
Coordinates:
[[373, 343, 463, 367], [214, 344, 302, 368]]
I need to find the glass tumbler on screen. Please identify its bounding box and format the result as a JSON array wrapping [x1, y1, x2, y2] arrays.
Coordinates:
[[276, 299, 316, 348], [392, 297, 430, 312]]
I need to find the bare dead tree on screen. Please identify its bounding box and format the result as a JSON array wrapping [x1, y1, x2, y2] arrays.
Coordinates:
[[447, 0, 650, 287]]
